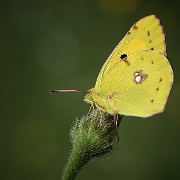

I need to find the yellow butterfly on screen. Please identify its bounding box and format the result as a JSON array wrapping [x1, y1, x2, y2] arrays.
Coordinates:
[[51, 15, 173, 118]]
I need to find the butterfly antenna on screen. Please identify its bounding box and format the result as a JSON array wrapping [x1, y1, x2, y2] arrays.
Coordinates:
[[50, 89, 85, 94]]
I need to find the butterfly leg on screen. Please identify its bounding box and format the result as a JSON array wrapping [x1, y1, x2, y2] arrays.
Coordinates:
[[97, 109, 103, 126], [113, 111, 118, 126], [86, 103, 103, 126], [85, 103, 95, 120], [94, 103, 103, 126], [114, 110, 119, 142], [87, 102, 94, 115]]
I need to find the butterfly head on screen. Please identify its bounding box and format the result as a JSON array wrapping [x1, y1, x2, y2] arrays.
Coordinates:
[[83, 88, 94, 103]]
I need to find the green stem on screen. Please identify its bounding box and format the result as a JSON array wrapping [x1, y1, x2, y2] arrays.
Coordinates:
[[62, 146, 90, 180]]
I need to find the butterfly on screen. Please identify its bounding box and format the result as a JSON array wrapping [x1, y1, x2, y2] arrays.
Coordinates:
[[51, 15, 173, 119]]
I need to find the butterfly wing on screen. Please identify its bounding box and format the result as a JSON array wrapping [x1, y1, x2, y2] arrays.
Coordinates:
[[95, 15, 166, 92], [93, 50, 173, 117]]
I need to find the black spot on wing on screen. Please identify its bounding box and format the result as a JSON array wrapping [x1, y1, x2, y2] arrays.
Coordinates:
[[120, 54, 130, 66], [159, 77, 163, 82], [151, 99, 154, 103], [120, 54, 127, 59], [133, 25, 138, 30], [156, 87, 159, 92]]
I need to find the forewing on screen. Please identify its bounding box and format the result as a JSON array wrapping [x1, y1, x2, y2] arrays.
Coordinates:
[[95, 15, 166, 92]]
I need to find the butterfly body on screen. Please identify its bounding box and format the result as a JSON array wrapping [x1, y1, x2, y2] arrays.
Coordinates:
[[84, 15, 173, 118]]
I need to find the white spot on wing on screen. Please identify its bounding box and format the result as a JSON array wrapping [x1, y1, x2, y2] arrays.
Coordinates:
[[134, 72, 139, 76], [135, 75, 142, 83], [133, 70, 148, 84]]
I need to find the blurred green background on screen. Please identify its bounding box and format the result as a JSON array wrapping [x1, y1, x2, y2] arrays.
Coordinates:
[[1, 0, 180, 180]]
